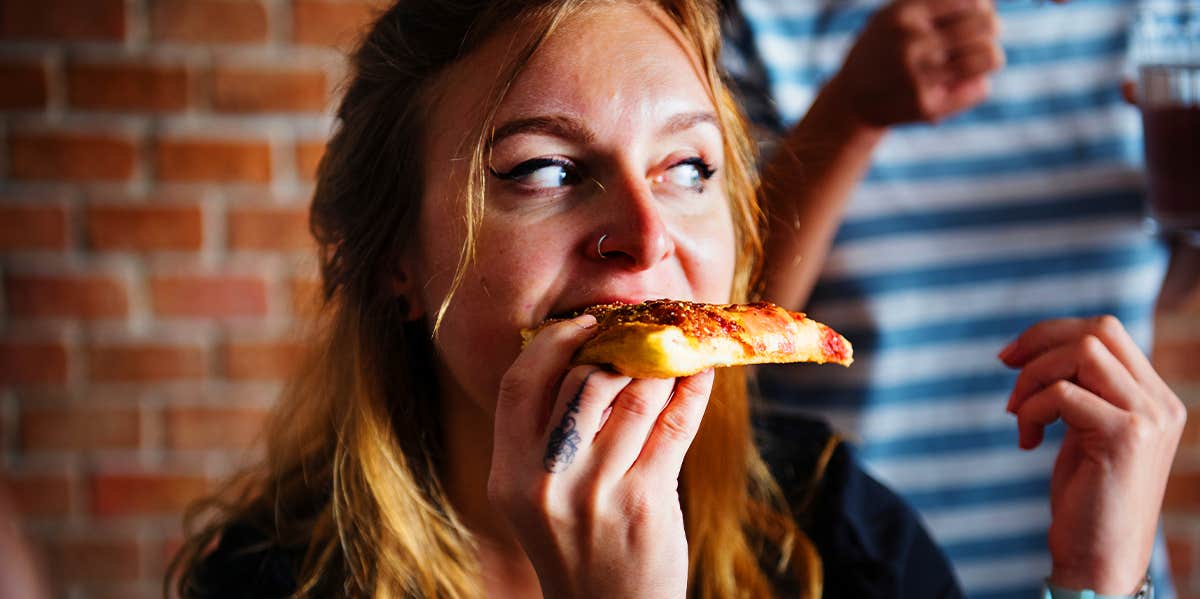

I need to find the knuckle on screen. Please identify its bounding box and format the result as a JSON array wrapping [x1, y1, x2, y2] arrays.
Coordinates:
[[615, 384, 664, 419], [1077, 334, 1107, 361], [657, 408, 697, 443], [1088, 314, 1123, 342], [1164, 393, 1188, 431], [619, 484, 657, 524], [1048, 379, 1076, 399], [1121, 412, 1155, 446], [915, 96, 941, 122], [496, 371, 529, 405], [990, 44, 1007, 69], [617, 391, 655, 418], [986, 12, 1001, 36]]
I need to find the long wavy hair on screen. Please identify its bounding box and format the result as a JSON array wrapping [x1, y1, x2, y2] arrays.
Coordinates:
[[167, 1, 821, 597]]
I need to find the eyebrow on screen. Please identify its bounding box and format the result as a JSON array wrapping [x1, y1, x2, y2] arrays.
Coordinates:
[[490, 116, 595, 147], [488, 110, 719, 147]]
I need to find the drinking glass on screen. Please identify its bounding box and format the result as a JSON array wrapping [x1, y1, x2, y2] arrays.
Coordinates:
[[1131, 1, 1200, 235]]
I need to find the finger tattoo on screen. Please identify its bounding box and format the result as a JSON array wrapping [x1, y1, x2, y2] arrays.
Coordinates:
[[544, 373, 590, 473]]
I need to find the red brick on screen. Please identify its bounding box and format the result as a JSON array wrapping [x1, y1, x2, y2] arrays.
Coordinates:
[[0, 0, 125, 41], [1183, 402, 1200, 451], [295, 140, 325, 181], [20, 405, 141, 451], [164, 405, 269, 450], [53, 536, 142, 583], [292, 0, 381, 47], [0, 204, 67, 250], [0, 341, 67, 385], [150, 275, 268, 317], [151, 0, 267, 43], [1165, 472, 1200, 511], [1168, 533, 1195, 587], [87, 344, 207, 382], [290, 276, 322, 317], [154, 138, 271, 183], [0, 60, 48, 109], [212, 66, 328, 113], [227, 206, 312, 250], [5, 274, 128, 318], [6, 473, 72, 516], [1155, 340, 1200, 384], [90, 472, 210, 516], [9, 132, 137, 181], [67, 62, 191, 111], [222, 339, 302, 380], [86, 203, 203, 251]]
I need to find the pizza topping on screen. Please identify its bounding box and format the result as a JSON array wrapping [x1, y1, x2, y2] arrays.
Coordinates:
[[584, 299, 747, 343], [525, 299, 852, 378]]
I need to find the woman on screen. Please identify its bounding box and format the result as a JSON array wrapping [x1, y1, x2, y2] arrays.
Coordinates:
[[168, 0, 1184, 597]]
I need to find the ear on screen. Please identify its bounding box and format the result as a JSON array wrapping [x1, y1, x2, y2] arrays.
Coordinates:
[[388, 257, 426, 321]]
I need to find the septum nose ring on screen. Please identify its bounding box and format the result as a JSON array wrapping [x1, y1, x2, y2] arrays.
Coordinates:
[[597, 233, 610, 259]]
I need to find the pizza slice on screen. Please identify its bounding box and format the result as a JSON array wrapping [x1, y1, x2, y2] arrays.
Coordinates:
[[522, 299, 853, 379]]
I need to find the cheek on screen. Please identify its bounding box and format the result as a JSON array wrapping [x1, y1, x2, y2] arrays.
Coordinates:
[[685, 208, 738, 303]]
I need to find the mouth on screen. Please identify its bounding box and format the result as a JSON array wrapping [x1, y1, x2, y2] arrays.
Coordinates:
[[544, 295, 663, 322]]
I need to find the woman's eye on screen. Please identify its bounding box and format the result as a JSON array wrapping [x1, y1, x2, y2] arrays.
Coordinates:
[[490, 158, 581, 190], [661, 157, 716, 191]]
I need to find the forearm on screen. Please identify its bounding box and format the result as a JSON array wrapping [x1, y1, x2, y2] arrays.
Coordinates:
[[758, 76, 886, 310]]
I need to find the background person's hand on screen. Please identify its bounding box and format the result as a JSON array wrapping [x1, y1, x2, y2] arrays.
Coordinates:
[[1000, 316, 1186, 594], [826, 0, 1004, 127], [489, 315, 714, 599]]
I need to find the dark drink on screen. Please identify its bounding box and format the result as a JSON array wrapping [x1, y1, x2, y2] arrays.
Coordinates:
[[1138, 64, 1200, 233]]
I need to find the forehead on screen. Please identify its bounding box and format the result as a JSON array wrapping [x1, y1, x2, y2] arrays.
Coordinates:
[[423, 2, 715, 155], [499, 3, 714, 131]]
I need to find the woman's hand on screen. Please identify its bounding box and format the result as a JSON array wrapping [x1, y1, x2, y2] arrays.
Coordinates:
[[828, 0, 1004, 128], [1000, 316, 1186, 594], [489, 315, 714, 599]]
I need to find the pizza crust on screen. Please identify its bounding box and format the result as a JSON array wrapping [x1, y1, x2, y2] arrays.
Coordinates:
[[522, 299, 853, 378]]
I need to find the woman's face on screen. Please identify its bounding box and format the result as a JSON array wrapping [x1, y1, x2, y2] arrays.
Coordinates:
[[414, 2, 736, 411]]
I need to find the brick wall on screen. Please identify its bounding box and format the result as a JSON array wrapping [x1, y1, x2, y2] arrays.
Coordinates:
[[1159, 249, 1200, 599], [0, 2, 1197, 599], [0, 1, 382, 597]]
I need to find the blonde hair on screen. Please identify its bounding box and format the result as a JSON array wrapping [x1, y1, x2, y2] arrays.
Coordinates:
[[168, 1, 821, 597]]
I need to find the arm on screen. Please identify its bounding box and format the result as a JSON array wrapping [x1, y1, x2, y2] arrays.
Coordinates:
[[758, 0, 1004, 310]]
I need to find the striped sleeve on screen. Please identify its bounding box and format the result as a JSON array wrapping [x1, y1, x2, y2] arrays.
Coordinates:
[[729, 1, 1174, 597]]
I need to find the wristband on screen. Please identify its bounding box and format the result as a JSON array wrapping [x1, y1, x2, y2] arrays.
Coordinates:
[[1042, 574, 1153, 599]]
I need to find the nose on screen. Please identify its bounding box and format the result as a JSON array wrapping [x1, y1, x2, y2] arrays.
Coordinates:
[[591, 175, 673, 270]]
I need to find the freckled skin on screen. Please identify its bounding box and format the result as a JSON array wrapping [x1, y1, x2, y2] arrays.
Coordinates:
[[412, 4, 736, 414]]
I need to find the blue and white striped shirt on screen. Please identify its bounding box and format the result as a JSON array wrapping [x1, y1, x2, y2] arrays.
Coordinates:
[[723, 1, 1173, 597]]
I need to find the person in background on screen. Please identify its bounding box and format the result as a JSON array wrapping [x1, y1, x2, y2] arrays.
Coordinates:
[[722, 0, 1177, 597], [162, 0, 1185, 597]]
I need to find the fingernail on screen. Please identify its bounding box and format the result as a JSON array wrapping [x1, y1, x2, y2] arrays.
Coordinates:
[[572, 314, 598, 328]]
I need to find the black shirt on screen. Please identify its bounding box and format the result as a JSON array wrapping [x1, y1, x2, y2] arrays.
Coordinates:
[[188, 417, 963, 598]]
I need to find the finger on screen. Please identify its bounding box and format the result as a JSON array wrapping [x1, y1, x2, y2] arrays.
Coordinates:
[[1015, 380, 1124, 450], [934, 76, 991, 117], [935, 8, 998, 45], [924, 0, 985, 22], [495, 314, 598, 440], [1007, 335, 1144, 415], [630, 370, 715, 479], [587, 377, 678, 478], [945, 41, 1004, 79], [540, 366, 631, 474], [999, 316, 1159, 387]]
